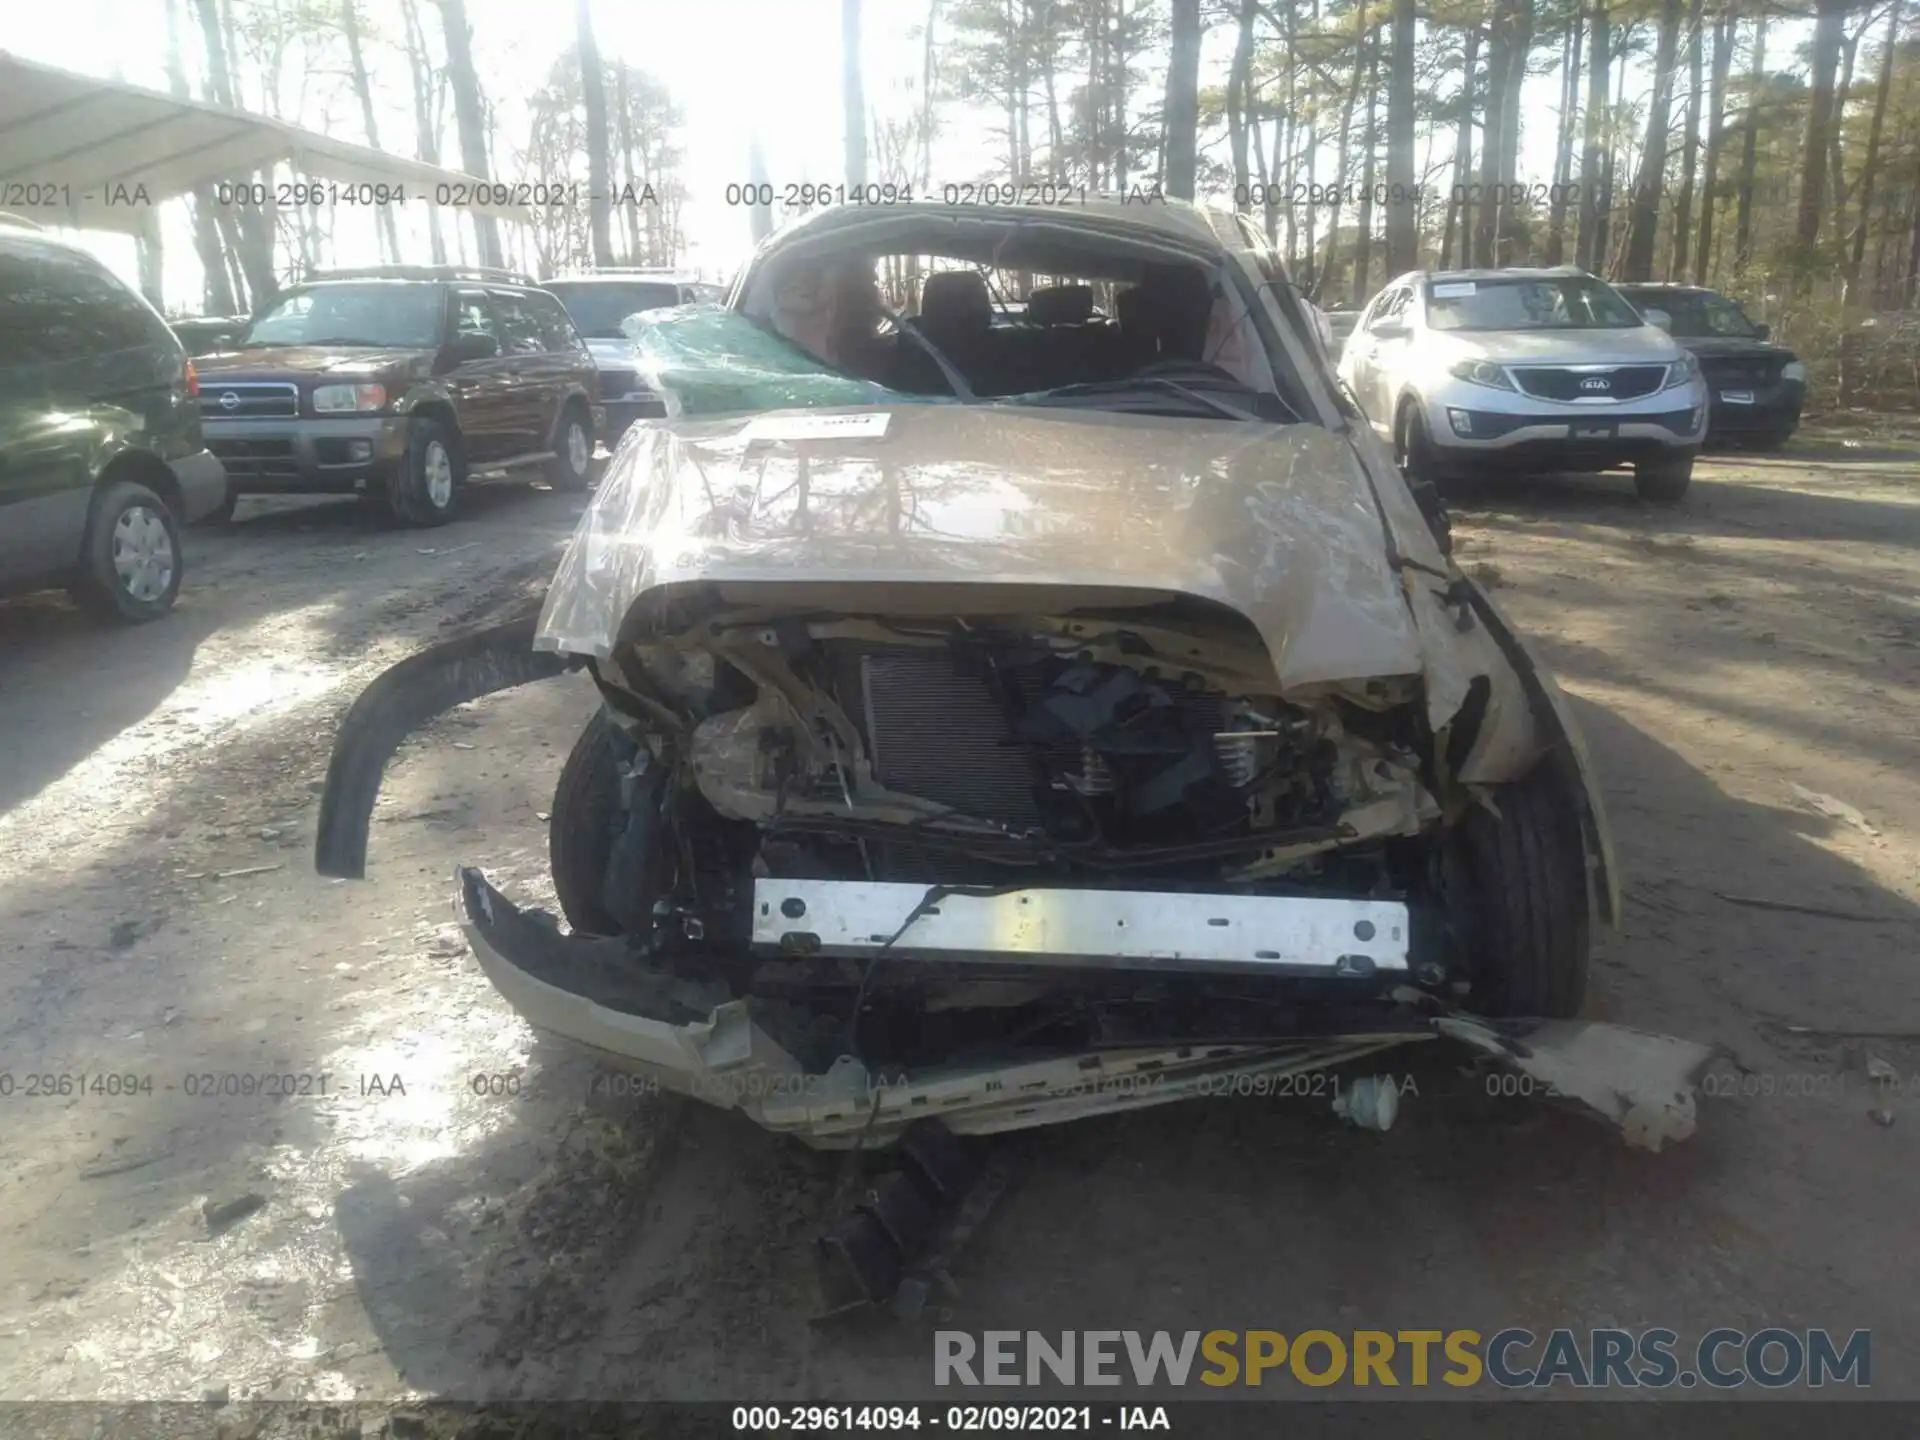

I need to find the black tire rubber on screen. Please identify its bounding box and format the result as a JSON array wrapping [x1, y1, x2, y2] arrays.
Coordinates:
[[387, 417, 463, 526], [1634, 454, 1693, 503], [544, 403, 594, 492], [72, 480, 184, 623], [549, 713, 624, 936], [1454, 761, 1591, 1018], [1398, 401, 1450, 488]]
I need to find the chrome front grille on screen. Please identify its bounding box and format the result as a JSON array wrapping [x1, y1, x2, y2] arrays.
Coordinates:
[[199, 382, 299, 420], [1510, 365, 1667, 402]]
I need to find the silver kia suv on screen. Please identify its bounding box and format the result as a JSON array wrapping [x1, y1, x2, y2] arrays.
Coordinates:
[[1338, 266, 1708, 503]]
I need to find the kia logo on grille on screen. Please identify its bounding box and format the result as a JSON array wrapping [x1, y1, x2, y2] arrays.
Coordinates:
[[218, 390, 241, 410], [1579, 376, 1611, 392]]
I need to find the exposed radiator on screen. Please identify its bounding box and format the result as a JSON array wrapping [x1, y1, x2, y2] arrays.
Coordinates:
[[860, 650, 1048, 826]]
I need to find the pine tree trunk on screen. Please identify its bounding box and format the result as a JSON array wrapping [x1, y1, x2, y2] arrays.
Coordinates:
[[616, 68, 643, 263], [435, 0, 503, 268], [1693, 9, 1730, 284], [1353, 32, 1380, 303], [1300, 0, 1321, 285], [1443, 21, 1480, 271], [1621, 0, 1682, 280], [1733, 16, 1765, 273], [1320, 1, 1368, 295], [193, 0, 277, 304], [1829, 21, 1858, 242], [164, 0, 235, 314], [1164, 0, 1201, 199], [1112, 0, 1131, 192], [1576, 0, 1609, 270], [1792, 0, 1846, 286], [576, 0, 615, 267], [341, 1, 401, 264], [1847, 0, 1901, 293], [1494, 0, 1530, 260], [1547, 15, 1582, 264], [1475, 0, 1510, 267], [1226, 0, 1257, 203], [1668, 0, 1703, 278], [399, 0, 448, 265], [1384, 0, 1418, 273]]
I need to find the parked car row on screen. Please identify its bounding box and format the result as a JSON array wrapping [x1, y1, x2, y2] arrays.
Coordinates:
[[0, 217, 715, 624], [1330, 265, 1803, 503]]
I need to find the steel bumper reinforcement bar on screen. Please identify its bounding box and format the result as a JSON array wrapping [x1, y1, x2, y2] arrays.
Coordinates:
[[750, 878, 1411, 976]]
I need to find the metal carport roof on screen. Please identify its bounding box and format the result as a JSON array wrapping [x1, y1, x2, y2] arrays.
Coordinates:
[[0, 53, 531, 234]]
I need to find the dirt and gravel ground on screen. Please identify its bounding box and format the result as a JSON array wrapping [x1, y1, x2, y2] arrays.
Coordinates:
[[1, 437, 1917, 1407]]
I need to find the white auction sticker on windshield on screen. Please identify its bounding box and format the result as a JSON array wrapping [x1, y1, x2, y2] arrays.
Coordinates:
[[742, 412, 891, 441], [1430, 281, 1477, 298]]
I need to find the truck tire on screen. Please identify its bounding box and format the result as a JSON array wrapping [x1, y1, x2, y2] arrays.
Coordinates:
[[1634, 454, 1692, 503], [545, 402, 594, 493], [388, 417, 462, 526], [72, 480, 184, 623], [549, 713, 623, 936], [1450, 761, 1591, 1019]]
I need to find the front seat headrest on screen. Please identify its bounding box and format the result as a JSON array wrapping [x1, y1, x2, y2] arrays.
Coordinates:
[[917, 270, 993, 345], [1026, 284, 1095, 326]]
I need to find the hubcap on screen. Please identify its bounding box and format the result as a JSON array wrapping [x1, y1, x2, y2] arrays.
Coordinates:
[[567, 420, 589, 473], [424, 441, 454, 507], [112, 504, 174, 602]]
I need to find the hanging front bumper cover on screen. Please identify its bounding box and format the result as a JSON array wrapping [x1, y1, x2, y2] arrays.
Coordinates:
[[455, 868, 1714, 1153]]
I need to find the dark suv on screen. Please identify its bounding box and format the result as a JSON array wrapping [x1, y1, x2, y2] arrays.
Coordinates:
[[1615, 283, 1806, 448], [0, 214, 227, 621], [539, 270, 713, 443], [197, 266, 603, 526]]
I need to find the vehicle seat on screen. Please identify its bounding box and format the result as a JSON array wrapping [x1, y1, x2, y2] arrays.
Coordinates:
[[889, 270, 997, 394], [1118, 264, 1215, 370]]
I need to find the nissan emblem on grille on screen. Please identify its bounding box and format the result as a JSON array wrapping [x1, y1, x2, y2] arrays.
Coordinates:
[[1580, 376, 1610, 392], [219, 391, 240, 410]]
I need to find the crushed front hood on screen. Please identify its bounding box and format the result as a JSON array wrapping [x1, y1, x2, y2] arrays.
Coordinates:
[[535, 405, 1424, 691]]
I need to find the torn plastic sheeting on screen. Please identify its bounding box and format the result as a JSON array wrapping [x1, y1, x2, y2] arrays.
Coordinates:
[[621, 303, 929, 419]]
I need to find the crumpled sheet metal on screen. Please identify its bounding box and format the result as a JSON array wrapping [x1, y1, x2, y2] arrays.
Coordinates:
[[534, 403, 1426, 693], [1438, 1015, 1718, 1152]]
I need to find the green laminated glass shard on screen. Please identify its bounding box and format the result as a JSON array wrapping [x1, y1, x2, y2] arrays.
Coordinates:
[[621, 304, 935, 417]]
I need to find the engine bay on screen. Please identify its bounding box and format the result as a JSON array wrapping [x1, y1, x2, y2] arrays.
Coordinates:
[[561, 603, 1470, 1072]]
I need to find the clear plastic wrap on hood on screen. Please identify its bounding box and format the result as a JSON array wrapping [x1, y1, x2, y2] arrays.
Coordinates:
[[534, 403, 1426, 693]]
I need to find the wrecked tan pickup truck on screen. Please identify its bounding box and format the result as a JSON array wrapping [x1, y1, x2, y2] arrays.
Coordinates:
[[313, 200, 1711, 1165]]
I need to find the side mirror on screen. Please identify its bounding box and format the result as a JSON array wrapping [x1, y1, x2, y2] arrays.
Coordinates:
[[1642, 308, 1672, 333], [443, 332, 500, 364], [1753, 322, 1771, 340]]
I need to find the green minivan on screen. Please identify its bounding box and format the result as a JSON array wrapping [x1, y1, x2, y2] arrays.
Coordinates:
[[0, 215, 227, 621]]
